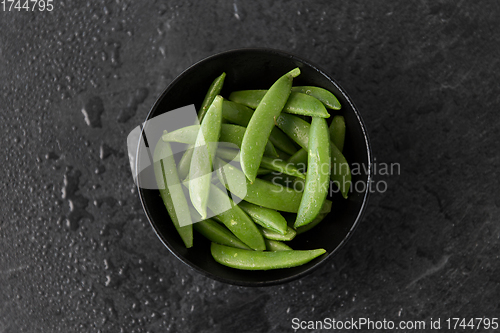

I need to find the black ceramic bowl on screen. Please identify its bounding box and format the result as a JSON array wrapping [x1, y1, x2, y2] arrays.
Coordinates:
[[137, 48, 372, 286]]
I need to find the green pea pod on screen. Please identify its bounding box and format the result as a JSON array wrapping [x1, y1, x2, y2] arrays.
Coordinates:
[[297, 199, 332, 234], [254, 152, 306, 179], [207, 184, 265, 251], [216, 148, 305, 180], [258, 225, 297, 241], [193, 218, 251, 250], [257, 168, 272, 175], [264, 239, 292, 251], [260, 174, 305, 192], [284, 92, 329, 118], [295, 117, 331, 228], [198, 72, 226, 121], [330, 141, 351, 199], [237, 200, 288, 235], [228, 90, 288, 113], [228, 89, 265, 108], [274, 147, 291, 161], [214, 158, 303, 213], [177, 145, 194, 180], [240, 68, 300, 182], [211, 243, 326, 270], [287, 148, 308, 169], [262, 154, 306, 179], [276, 113, 351, 198], [189, 95, 223, 219], [269, 127, 299, 155], [162, 125, 199, 144], [229, 90, 329, 118], [153, 137, 193, 248], [329, 115, 346, 152], [219, 124, 278, 157], [221, 100, 298, 155], [275, 113, 310, 150], [292, 86, 341, 110], [221, 99, 253, 125], [285, 199, 332, 234]]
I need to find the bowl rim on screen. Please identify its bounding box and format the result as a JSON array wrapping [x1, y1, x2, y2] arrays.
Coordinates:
[[137, 47, 373, 286]]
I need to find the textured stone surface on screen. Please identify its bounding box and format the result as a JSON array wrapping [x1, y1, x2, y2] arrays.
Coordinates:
[[1, 1, 499, 332]]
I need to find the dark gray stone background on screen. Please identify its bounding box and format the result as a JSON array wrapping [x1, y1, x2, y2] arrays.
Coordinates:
[[1, 1, 499, 332]]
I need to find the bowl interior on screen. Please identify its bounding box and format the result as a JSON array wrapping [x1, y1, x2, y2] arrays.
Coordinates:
[[138, 49, 371, 286]]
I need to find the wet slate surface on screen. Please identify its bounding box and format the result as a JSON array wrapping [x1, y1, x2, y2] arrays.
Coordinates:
[[1, 1, 499, 332]]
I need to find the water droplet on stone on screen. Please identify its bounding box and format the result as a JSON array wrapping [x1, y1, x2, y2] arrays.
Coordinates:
[[82, 96, 104, 128], [45, 152, 59, 160], [95, 165, 106, 174], [61, 167, 93, 230]]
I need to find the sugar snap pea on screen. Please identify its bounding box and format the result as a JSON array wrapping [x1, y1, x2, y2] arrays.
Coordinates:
[[329, 141, 351, 199], [257, 168, 272, 175], [198, 72, 226, 121], [219, 124, 278, 157], [221, 99, 253, 124], [237, 200, 288, 235], [269, 127, 300, 156], [275, 113, 311, 150], [329, 115, 345, 152], [261, 173, 305, 192], [193, 218, 251, 250], [216, 148, 305, 180], [284, 92, 330, 118], [285, 212, 329, 235], [292, 86, 341, 110], [285, 199, 332, 234], [172, 73, 225, 182], [295, 117, 331, 228], [189, 95, 223, 219], [173, 72, 225, 180], [274, 147, 292, 161], [189, 208, 251, 250], [221, 99, 298, 155], [153, 137, 193, 248], [287, 148, 308, 170], [240, 68, 300, 182], [264, 239, 293, 251], [296, 199, 332, 234], [228, 89, 265, 108], [229, 90, 330, 118], [177, 145, 194, 180], [276, 113, 351, 199], [206, 184, 265, 251], [264, 154, 306, 178], [215, 158, 303, 213], [211, 243, 326, 270], [162, 125, 199, 144], [259, 225, 296, 241]]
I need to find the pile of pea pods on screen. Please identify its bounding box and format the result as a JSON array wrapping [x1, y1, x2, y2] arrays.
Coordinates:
[[153, 69, 352, 270]]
